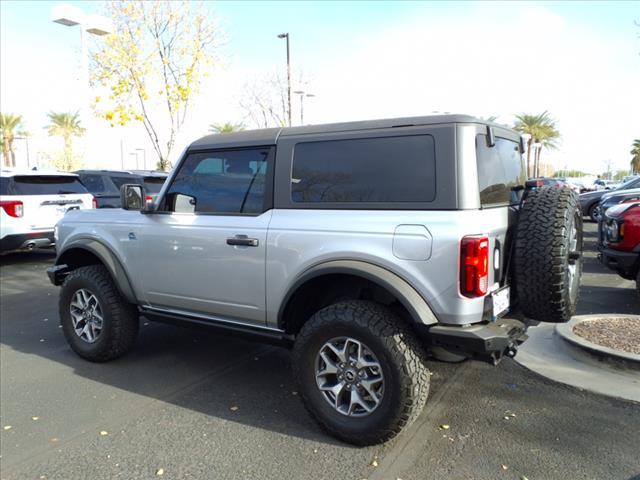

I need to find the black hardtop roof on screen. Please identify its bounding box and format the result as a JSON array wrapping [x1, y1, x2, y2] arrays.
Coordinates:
[[189, 114, 506, 150]]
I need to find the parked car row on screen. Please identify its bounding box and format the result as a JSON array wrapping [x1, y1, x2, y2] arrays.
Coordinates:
[[598, 200, 640, 296], [75, 169, 168, 208], [579, 176, 640, 222], [0, 168, 168, 254]]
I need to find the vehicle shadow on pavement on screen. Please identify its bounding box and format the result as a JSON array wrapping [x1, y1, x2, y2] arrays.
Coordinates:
[[0, 249, 56, 266], [0, 287, 354, 447]]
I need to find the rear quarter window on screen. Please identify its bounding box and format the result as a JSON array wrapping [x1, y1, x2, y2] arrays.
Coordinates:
[[476, 135, 526, 207], [142, 177, 167, 193], [10, 176, 89, 195], [79, 174, 118, 194], [291, 135, 436, 203]]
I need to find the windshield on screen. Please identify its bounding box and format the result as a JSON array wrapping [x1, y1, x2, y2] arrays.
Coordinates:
[[615, 177, 640, 191]]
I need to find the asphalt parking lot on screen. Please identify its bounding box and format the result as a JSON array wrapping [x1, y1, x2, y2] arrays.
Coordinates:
[[1, 223, 639, 480]]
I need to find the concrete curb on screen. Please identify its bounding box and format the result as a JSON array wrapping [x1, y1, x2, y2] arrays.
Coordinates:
[[555, 314, 640, 365]]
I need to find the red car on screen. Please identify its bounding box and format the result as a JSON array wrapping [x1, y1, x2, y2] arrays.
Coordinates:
[[598, 201, 640, 296]]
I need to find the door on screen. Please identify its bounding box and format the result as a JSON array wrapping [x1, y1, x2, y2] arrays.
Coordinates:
[[134, 146, 275, 326]]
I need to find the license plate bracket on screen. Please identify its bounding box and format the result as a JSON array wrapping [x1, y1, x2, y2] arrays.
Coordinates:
[[492, 286, 510, 319]]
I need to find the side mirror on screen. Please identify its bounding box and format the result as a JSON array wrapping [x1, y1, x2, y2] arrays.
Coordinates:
[[120, 184, 146, 211]]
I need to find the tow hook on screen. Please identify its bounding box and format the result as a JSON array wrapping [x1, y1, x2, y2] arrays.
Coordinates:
[[505, 346, 518, 358]]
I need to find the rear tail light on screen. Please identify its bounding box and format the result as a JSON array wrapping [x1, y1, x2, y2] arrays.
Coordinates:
[[525, 179, 544, 189], [0, 200, 24, 218], [92, 197, 98, 209], [460, 235, 489, 298], [145, 195, 153, 204]]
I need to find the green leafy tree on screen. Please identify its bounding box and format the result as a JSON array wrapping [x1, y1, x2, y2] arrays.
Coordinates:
[[0, 113, 24, 167], [209, 122, 245, 134], [91, 0, 218, 171], [631, 139, 640, 174], [46, 112, 85, 171], [553, 169, 589, 178], [514, 111, 561, 177]]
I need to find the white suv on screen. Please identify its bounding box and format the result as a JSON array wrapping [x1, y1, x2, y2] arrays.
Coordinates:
[[0, 169, 95, 253]]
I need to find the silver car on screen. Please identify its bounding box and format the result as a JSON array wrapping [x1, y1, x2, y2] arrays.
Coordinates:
[[47, 115, 583, 445]]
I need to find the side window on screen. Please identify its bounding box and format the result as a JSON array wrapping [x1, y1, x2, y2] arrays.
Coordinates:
[[476, 135, 526, 206], [291, 135, 436, 203], [163, 147, 272, 214]]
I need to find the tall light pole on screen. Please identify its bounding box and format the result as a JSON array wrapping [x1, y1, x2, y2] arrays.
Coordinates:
[[277, 33, 292, 127], [51, 5, 112, 123], [293, 90, 315, 125], [135, 148, 146, 170]]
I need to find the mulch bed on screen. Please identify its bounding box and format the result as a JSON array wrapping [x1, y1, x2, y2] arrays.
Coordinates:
[[573, 317, 640, 355]]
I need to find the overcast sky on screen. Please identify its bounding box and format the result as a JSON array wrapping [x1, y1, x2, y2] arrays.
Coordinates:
[[1, 0, 638, 173]]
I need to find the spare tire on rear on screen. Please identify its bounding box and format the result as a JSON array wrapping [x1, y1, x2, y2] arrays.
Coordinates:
[[514, 186, 583, 323]]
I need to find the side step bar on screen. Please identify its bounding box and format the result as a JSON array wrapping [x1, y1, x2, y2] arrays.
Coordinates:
[[140, 307, 295, 347]]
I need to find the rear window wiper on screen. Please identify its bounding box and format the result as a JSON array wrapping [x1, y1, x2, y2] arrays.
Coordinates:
[[57, 190, 78, 194]]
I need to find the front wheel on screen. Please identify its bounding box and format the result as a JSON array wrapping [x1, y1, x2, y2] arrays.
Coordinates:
[[292, 300, 429, 445], [59, 265, 139, 362]]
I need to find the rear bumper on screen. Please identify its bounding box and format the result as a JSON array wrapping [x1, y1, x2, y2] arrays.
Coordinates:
[[0, 232, 55, 253], [427, 318, 528, 364], [598, 246, 638, 276]]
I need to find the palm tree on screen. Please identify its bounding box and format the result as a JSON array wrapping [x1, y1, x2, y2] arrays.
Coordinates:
[[534, 122, 561, 175], [631, 139, 640, 174], [0, 113, 23, 167], [209, 122, 245, 134], [514, 111, 561, 177], [46, 112, 85, 171]]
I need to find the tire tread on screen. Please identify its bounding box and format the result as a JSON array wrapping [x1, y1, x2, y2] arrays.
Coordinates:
[[292, 300, 429, 445], [60, 265, 138, 362]]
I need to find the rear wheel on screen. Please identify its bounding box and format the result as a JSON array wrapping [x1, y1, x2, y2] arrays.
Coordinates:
[[514, 186, 583, 323], [59, 265, 139, 362], [292, 300, 429, 446]]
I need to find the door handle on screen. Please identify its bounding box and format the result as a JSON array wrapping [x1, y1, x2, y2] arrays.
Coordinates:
[[226, 235, 259, 247]]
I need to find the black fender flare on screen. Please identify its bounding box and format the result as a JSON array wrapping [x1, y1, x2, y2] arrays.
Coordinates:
[[56, 240, 137, 304], [278, 260, 438, 327]]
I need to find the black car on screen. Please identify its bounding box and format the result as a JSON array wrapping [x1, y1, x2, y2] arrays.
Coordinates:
[[579, 176, 640, 222], [76, 170, 168, 208]]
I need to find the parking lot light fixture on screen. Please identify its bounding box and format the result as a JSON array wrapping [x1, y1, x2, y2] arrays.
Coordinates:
[[293, 90, 315, 125], [277, 33, 292, 127], [51, 5, 112, 125]]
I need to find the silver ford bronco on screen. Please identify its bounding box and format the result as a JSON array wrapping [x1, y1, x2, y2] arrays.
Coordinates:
[[47, 115, 583, 445]]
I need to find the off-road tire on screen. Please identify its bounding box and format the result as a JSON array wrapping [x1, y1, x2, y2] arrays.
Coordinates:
[[59, 265, 139, 362], [514, 186, 583, 323], [588, 203, 601, 223], [292, 300, 429, 445]]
